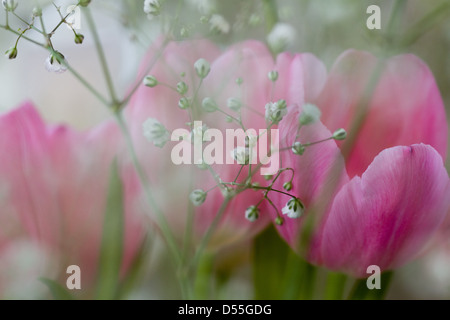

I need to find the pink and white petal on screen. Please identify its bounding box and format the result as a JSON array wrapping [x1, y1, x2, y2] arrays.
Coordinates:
[[318, 144, 450, 277]]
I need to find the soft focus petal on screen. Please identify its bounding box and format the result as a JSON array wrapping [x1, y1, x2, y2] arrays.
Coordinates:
[[316, 50, 448, 177], [271, 105, 349, 247], [316, 144, 450, 277]]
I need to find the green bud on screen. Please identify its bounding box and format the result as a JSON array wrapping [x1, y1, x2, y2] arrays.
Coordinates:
[[275, 216, 284, 225], [283, 181, 293, 191], [5, 46, 17, 59], [268, 70, 279, 82], [176, 81, 188, 95], [236, 77, 243, 86], [143, 75, 158, 88], [194, 58, 211, 79], [292, 142, 305, 156], [202, 97, 217, 113], [74, 33, 85, 44], [332, 128, 347, 141], [178, 97, 190, 110], [227, 97, 241, 112], [79, 0, 91, 7]]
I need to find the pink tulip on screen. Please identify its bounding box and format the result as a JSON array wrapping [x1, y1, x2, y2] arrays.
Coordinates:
[[271, 50, 450, 277], [0, 102, 144, 295], [125, 39, 276, 248]]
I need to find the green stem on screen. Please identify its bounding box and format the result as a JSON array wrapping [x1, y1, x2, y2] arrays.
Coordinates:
[[84, 7, 118, 104], [114, 113, 182, 266], [262, 0, 279, 33], [325, 272, 348, 300]]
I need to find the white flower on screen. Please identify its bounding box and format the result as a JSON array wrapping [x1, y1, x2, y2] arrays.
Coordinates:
[[209, 14, 230, 34], [2, 0, 18, 12], [282, 198, 304, 219], [245, 205, 260, 222], [299, 103, 321, 125], [231, 146, 252, 165], [142, 118, 170, 148], [194, 58, 211, 79], [265, 100, 287, 124], [144, 0, 161, 19], [189, 189, 207, 206], [188, 0, 216, 14], [267, 23, 296, 53], [45, 52, 67, 74]]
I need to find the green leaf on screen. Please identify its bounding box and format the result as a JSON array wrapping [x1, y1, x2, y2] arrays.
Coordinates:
[[40, 278, 75, 300], [96, 160, 125, 300]]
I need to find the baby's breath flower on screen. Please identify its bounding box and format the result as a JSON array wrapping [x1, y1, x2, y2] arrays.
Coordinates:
[[283, 181, 293, 191], [142, 118, 170, 148], [178, 97, 190, 110], [299, 103, 321, 125], [209, 14, 230, 34], [292, 142, 305, 156], [2, 0, 18, 12], [194, 58, 211, 79], [227, 97, 241, 112], [189, 189, 207, 206], [45, 52, 67, 74], [267, 23, 296, 53], [79, 0, 91, 7], [282, 198, 304, 219], [202, 97, 218, 113], [265, 100, 287, 124], [177, 81, 188, 95], [144, 0, 161, 19], [74, 34, 85, 45], [5, 47, 17, 59], [333, 128, 347, 141], [231, 146, 252, 165], [268, 70, 279, 82], [143, 75, 158, 88], [245, 205, 260, 222]]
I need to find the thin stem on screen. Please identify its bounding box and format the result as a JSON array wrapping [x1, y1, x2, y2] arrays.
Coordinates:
[[114, 113, 182, 266], [84, 7, 118, 104]]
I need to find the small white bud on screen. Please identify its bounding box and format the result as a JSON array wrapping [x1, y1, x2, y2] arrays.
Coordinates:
[[178, 97, 190, 110], [265, 100, 287, 124], [176, 81, 188, 95], [189, 189, 207, 206], [2, 0, 18, 12], [202, 97, 217, 113], [194, 58, 211, 79], [144, 0, 161, 19], [292, 142, 305, 156], [267, 23, 296, 53], [142, 118, 170, 148], [268, 70, 279, 82], [143, 75, 158, 87], [227, 97, 241, 112], [245, 205, 260, 222], [333, 128, 347, 141], [282, 198, 304, 219], [299, 103, 321, 126], [45, 52, 67, 74], [209, 14, 230, 34], [231, 146, 252, 165]]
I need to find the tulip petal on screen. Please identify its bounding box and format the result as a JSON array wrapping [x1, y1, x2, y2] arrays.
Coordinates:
[[317, 144, 450, 277], [316, 50, 448, 177]]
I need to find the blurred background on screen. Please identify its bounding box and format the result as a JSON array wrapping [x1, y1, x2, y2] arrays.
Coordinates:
[[0, 0, 449, 299]]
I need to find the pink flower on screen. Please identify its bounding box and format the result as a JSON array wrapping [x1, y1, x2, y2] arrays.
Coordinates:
[[271, 50, 450, 277], [0, 103, 144, 296], [125, 39, 277, 248]]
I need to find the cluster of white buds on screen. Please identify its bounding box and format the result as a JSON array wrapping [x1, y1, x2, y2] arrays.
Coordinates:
[[265, 99, 287, 124], [142, 118, 170, 148]]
